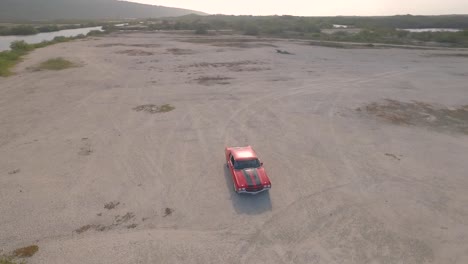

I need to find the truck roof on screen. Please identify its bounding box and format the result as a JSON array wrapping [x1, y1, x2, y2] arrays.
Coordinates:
[[231, 146, 258, 160]]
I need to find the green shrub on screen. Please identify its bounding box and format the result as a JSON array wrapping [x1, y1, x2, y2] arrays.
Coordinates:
[[6, 25, 38, 36], [32, 41, 52, 49], [194, 24, 209, 34], [37, 25, 60, 33], [10, 41, 33, 52], [244, 24, 259, 36], [0, 256, 23, 264], [0, 53, 19, 76], [53, 36, 69, 43]]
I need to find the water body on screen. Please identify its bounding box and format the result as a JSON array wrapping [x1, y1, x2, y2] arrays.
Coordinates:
[[333, 24, 349, 29], [0, 26, 102, 52], [401, 28, 462, 33]]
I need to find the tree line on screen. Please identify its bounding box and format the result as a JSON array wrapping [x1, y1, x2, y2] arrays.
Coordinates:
[[143, 14, 468, 47]]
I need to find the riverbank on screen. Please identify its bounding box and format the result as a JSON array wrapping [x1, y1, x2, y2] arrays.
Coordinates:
[[0, 22, 112, 36], [0, 30, 105, 76], [0, 26, 104, 51]]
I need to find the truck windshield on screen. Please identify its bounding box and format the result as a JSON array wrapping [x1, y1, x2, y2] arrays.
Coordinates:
[[234, 159, 261, 170]]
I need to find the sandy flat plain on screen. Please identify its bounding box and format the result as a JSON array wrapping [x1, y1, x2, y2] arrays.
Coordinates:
[[1, 32, 468, 264]]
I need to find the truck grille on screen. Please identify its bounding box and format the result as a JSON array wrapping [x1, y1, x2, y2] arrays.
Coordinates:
[[246, 186, 264, 192]]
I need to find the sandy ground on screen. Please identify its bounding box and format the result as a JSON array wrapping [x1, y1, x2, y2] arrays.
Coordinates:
[[1, 32, 468, 264]]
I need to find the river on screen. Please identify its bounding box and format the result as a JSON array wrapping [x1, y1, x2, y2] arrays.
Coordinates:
[[401, 28, 462, 33], [0, 26, 103, 52]]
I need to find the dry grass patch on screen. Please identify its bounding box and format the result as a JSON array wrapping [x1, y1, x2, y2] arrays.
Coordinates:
[[451, 72, 468, 76], [423, 53, 468, 58], [74, 224, 108, 234], [189, 61, 260, 68], [116, 49, 154, 56], [309, 41, 377, 49], [133, 104, 175, 114], [230, 67, 271, 72], [115, 212, 135, 224], [126, 224, 138, 229], [33, 58, 77, 71], [0, 257, 24, 264], [96, 43, 126, 48], [0, 246, 38, 264], [78, 138, 92, 156], [181, 60, 269, 73], [361, 99, 468, 134], [75, 212, 137, 234], [179, 38, 277, 48], [128, 44, 160, 48], [104, 201, 120, 210], [166, 48, 195, 55], [276, 49, 294, 55], [97, 43, 160, 48], [8, 169, 20, 175], [385, 153, 401, 161], [12, 246, 38, 258], [163, 207, 174, 217], [195, 76, 233, 86], [212, 42, 277, 48]]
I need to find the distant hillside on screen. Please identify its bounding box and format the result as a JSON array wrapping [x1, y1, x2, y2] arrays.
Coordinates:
[[0, 0, 206, 21]]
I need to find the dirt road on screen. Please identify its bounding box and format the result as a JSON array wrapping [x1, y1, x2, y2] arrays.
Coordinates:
[[1, 32, 467, 264]]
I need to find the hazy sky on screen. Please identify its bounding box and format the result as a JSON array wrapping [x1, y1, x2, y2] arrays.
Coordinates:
[[126, 0, 468, 16]]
